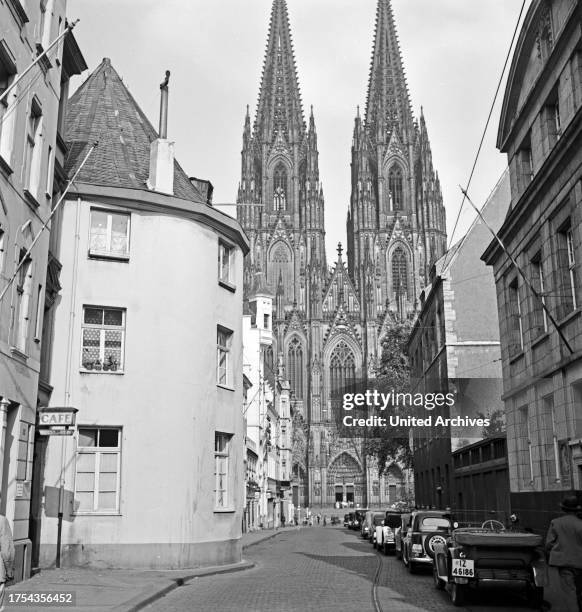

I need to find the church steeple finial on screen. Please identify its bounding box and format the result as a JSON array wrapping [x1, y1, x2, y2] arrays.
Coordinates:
[[364, 0, 413, 136], [254, 0, 305, 143]]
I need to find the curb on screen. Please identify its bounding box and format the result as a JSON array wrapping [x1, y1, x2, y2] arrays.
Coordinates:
[[242, 531, 282, 550], [117, 560, 255, 612]]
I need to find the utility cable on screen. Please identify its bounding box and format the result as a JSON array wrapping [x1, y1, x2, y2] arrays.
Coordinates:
[[444, 0, 528, 267], [0, 141, 98, 304]]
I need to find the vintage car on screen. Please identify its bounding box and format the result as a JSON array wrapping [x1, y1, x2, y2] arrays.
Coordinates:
[[394, 513, 411, 559], [401, 510, 455, 572], [344, 512, 354, 528], [361, 510, 385, 542], [330, 515, 341, 526], [352, 508, 367, 531], [432, 527, 547, 607], [375, 510, 402, 554]]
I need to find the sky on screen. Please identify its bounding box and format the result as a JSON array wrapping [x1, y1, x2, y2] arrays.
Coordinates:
[[69, 0, 530, 263]]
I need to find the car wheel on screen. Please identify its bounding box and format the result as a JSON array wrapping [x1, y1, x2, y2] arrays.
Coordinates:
[[433, 562, 445, 590], [425, 533, 447, 559], [450, 583, 466, 607]]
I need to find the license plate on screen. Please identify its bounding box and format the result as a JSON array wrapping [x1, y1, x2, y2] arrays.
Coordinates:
[[452, 559, 474, 578]]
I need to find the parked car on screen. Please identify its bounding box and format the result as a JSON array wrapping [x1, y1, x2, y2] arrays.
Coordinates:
[[352, 509, 367, 531], [370, 512, 388, 549], [401, 510, 456, 573], [375, 510, 402, 554], [432, 527, 547, 607], [394, 513, 411, 559], [362, 510, 385, 540], [345, 512, 355, 528]]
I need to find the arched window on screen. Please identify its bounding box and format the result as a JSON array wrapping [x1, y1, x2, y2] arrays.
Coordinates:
[[268, 241, 293, 299], [388, 165, 403, 210], [392, 248, 408, 298], [287, 337, 303, 399], [329, 341, 356, 398], [273, 163, 288, 211]]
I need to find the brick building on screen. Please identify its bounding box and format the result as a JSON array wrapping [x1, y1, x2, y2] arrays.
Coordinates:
[[483, 0, 582, 533]]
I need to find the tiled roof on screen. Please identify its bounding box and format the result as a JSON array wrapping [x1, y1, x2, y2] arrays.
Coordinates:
[[64, 58, 205, 203]]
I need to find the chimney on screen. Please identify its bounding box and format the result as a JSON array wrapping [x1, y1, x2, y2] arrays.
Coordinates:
[[147, 70, 174, 194]]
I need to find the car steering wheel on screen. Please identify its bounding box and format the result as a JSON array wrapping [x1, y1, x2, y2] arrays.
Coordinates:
[[481, 519, 505, 531]]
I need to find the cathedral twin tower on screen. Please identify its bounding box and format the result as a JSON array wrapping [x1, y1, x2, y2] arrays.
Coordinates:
[[237, 0, 447, 507]]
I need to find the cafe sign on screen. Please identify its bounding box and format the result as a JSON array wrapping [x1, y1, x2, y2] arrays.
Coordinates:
[[38, 407, 78, 436]]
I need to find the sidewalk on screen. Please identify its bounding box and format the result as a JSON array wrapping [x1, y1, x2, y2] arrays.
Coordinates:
[[4, 529, 293, 612]]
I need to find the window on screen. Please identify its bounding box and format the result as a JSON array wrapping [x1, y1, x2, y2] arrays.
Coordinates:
[[517, 134, 534, 190], [75, 427, 121, 513], [273, 163, 287, 211], [23, 96, 43, 199], [263, 313, 270, 330], [216, 326, 232, 386], [287, 337, 303, 400], [214, 432, 232, 509], [556, 222, 577, 318], [15, 251, 33, 353], [218, 241, 234, 285], [0, 41, 17, 165], [34, 284, 43, 341], [45, 145, 53, 197], [392, 248, 408, 298], [531, 253, 548, 335], [17, 423, 34, 482], [81, 307, 125, 372], [388, 165, 403, 210], [89, 209, 130, 259], [507, 278, 523, 355]]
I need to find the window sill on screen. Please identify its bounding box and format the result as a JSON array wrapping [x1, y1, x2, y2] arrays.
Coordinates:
[[9, 346, 28, 362], [213, 508, 236, 514], [531, 332, 549, 349], [558, 308, 581, 327], [88, 251, 130, 263], [0, 156, 14, 178], [218, 279, 236, 293], [23, 189, 41, 209], [216, 384, 235, 392], [508, 350, 524, 365], [72, 512, 122, 517], [80, 369, 124, 375]]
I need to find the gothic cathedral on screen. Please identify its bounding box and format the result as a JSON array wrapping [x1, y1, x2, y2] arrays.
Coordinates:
[[237, 0, 447, 508]]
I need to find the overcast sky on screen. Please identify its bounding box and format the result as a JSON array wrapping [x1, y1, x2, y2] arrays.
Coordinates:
[[69, 0, 530, 263]]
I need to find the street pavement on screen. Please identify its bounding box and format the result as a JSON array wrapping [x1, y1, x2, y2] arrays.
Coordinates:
[[144, 527, 542, 612]]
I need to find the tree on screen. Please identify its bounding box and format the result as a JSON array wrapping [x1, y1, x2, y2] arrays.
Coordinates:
[[477, 408, 505, 438], [366, 318, 415, 475]]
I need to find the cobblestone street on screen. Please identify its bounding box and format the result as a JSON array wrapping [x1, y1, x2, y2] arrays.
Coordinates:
[[145, 527, 534, 612]]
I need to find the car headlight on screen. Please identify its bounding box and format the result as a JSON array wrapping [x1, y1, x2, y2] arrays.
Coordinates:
[[412, 544, 422, 553]]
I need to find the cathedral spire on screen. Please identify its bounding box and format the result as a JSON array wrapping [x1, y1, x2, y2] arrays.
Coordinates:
[[364, 0, 413, 136], [254, 0, 305, 143]]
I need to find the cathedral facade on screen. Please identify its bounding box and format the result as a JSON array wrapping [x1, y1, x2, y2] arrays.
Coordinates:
[[237, 0, 447, 508]]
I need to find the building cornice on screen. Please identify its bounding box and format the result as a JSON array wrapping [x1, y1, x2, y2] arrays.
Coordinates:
[[67, 183, 250, 254]]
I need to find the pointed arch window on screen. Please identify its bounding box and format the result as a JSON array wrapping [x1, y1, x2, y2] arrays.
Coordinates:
[[392, 248, 408, 298], [329, 341, 356, 398], [273, 163, 288, 211], [287, 337, 303, 399], [388, 165, 403, 211]]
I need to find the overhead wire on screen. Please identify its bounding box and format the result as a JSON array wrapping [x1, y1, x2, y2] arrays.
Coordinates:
[[443, 0, 528, 268]]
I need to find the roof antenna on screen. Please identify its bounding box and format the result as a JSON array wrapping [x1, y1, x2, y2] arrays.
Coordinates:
[[159, 70, 170, 139]]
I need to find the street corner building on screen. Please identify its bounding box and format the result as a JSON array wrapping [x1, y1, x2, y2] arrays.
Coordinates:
[[35, 58, 249, 569], [483, 0, 582, 533], [236, 0, 445, 508], [0, 0, 85, 581]]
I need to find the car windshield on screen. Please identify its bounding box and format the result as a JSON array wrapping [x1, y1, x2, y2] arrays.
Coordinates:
[[384, 514, 401, 529], [372, 514, 384, 525], [420, 517, 451, 532]]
